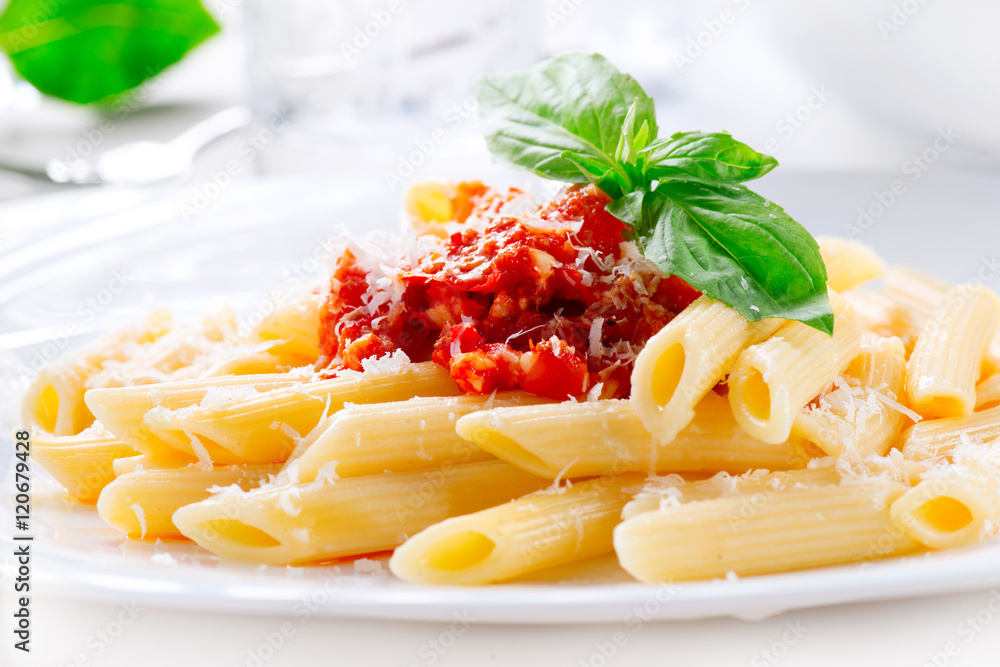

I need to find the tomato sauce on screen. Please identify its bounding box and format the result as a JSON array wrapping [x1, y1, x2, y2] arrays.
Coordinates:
[[318, 184, 700, 400]]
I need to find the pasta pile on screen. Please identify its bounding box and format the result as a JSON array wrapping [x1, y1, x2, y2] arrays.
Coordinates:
[[21, 201, 1000, 586]]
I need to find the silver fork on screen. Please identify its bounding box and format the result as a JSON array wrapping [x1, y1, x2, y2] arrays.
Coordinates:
[[34, 105, 253, 186]]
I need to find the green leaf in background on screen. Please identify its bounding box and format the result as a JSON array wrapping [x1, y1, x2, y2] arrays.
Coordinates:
[[0, 0, 220, 104], [476, 52, 657, 193], [609, 183, 833, 334], [640, 131, 778, 185]]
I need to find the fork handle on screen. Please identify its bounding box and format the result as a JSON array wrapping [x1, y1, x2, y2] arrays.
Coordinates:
[[168, 106, 253, 157]]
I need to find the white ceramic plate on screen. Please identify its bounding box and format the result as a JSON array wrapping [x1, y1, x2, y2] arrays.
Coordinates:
[[3, 167, 999, 624]]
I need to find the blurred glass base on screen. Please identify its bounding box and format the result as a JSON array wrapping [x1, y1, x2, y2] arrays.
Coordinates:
[[245, 0, 538, 179]]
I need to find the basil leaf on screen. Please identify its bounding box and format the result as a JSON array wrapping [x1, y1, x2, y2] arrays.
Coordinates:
[[641, 131, 778, 185], [476, 52, 657, 188], [613, 183, 833, 333], [0, 0, 220, 104], [560, 151, 627, 200]]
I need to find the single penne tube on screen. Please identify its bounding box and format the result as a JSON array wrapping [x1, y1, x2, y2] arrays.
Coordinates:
[[793, 336, 911, 458], [390, 474, 643, 585], [817, 237, 886, 292], [614, 478, 918, 582], [86, 372, 310, 462], [97, 464, 280, 539], [883, 265, 948, 311], [248, 291, 323, 366], [906, 284, 1000, 419], [900, 404, 1000, 461], [93, 361, 460, 464], [292, 392, 549, 481], [843, 287, 924, 350], [630, 296, 782, 444], [22, 309, 171, 435], [889, 474, 999, 550], [976, 372, 1000, 411], [31, 428, 139, 503], [621, 464, 843, 519], [173, 460, 547, 565], [455, 393, 813, 479], [880, 265, 1000, 377], [201, 351, 292, 377], [728, 290, 862, 444]]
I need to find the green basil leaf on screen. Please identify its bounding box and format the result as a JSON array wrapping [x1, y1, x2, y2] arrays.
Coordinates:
[[605, 189, 644, 232], [628, 183, 833, 334], [0, 0, 220, 104], [641, 131, 778, 185], [560, 151, 626, 200], [614, 99, 639, 165], [476, 52, 657, 187]]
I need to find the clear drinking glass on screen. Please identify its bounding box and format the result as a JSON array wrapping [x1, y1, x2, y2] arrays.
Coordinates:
[[244, 0, 539, 179]]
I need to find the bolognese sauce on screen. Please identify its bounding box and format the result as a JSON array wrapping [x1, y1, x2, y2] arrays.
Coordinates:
[[318, 184, 699, 401]]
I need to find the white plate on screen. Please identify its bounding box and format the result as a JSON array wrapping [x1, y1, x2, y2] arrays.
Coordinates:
[[3, 167, 999, 624]]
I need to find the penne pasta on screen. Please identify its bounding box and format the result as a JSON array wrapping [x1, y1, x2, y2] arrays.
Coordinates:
[[892, 436, 1000, 549], [905, 284, 1000, 419], [630, 296, 782, 444], [817, 237, 886, 293], [883, 266, 948, 312], [728, 290, 863, 444], [31, 427, 139, 504], [248, 291, 324, 366], [890, 475, 998, 550], [22, 310, 171, 436], [842, 287, 924, 351], [390, 474, 642, 585], [91, 362, 460, 464], [97, 464, 280, 539], [621, 464, 843, 519], [455, 393, 813, 479], [19, 80, 1000, 591], [173, 460, 547, 565], [86, 372, 310, 464], [900, 404, 1000, 461], [615, 477, 918, 582], [976, 372, 1000, 411], [292, 392, 548, 481], [792, 336, 911, 458]]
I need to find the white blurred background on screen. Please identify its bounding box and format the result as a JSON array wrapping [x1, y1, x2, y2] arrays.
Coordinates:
[[0, 0, 997, 200]]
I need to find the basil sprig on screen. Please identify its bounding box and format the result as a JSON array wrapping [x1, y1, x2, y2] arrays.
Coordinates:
[[475, 52, 833, 334]]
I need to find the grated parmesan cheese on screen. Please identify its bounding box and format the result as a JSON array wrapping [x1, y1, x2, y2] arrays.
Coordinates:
[[360, 349, 412, 374], [130, 503, 147, 539]]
